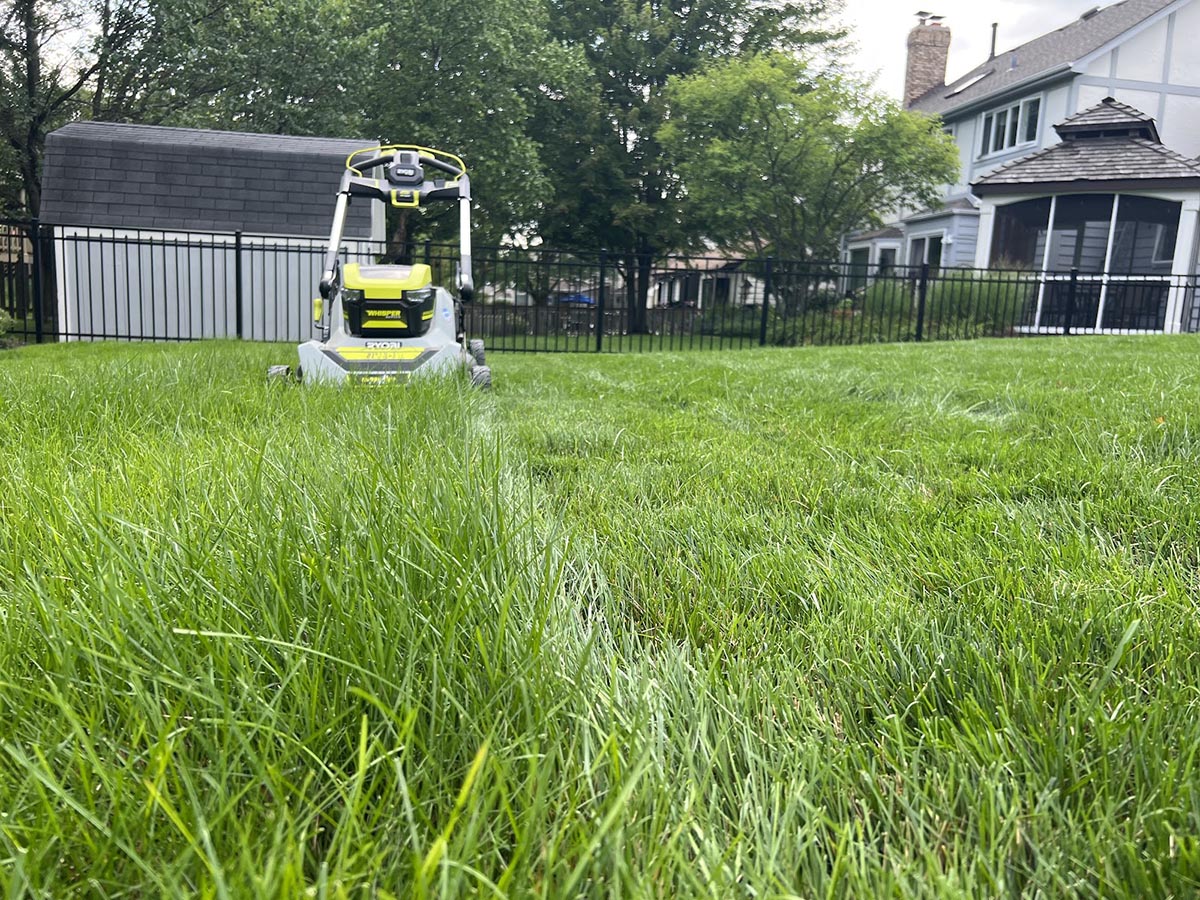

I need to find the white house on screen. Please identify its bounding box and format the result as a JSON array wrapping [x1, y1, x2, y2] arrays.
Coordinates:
[[845, 0, 1200, 300]]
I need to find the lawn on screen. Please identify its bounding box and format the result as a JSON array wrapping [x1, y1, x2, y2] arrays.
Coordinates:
[[1, 337, 1199, 897]]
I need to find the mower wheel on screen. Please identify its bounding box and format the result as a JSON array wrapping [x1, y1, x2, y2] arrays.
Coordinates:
[[267, 365, 293, 382], [470, 365, 492, 389], [468, 339, 486, 366]]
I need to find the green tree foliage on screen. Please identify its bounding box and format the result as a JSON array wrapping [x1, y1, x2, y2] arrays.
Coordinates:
[[660, 52, 960, 261], [533, 0, 844, 327], [352, 0, 580, 247], [0, 0, 150, 214], [145, 0, 578, 247], [0, 0, 259, 215]]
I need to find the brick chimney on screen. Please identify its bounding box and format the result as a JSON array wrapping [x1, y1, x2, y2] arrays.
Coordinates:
[[905, 20, 951, 107]]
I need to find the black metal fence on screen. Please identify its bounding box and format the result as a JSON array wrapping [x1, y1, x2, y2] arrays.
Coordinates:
[[3, 220, 1197, 349]]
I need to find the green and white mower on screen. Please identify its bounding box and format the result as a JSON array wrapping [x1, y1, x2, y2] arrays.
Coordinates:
[[271, 145, 489, 387]]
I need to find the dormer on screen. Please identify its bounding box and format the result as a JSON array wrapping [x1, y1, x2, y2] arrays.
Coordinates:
[[1054, 97, 1161, 143]]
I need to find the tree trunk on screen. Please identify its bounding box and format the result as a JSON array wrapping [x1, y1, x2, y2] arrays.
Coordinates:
[[388, 210, 411, 262], [625, 238, 653, 334], [22, 0, 41, 217]]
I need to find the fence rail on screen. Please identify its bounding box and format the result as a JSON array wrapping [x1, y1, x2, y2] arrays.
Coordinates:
[[3, 220, 1197, 349]]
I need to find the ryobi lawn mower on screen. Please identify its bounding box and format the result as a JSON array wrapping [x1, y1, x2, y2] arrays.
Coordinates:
[[270, 145, 489, 386]]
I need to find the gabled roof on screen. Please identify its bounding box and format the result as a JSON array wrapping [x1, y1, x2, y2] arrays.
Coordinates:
[[42, 122, 375, 237], [972, 100, 1200, 195], [1056, 96, 1160, 140], [910, 0, 1179, 117]]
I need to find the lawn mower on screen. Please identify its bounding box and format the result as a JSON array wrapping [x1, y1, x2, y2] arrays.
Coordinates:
[[270, 145, 489, 386]]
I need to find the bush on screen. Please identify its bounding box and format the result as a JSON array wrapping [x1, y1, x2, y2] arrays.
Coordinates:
[[760, 270, 1039, 346]]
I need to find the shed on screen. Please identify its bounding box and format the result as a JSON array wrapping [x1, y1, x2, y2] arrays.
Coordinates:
[[40, 122, 384, 341]]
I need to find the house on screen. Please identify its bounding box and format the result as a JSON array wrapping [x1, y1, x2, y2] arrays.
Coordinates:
[[652, 254, 767, 309], [39, 122, 383, 341], [974, 97, 1200, 332], [845, 0, 1200, 289]]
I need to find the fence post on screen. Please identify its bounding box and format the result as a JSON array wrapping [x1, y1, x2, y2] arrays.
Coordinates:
[[29, 220, 44, 343], [915, 262, 929, 342], [423, 238, 432, 266], [1064, 266, 1078, 336], [234, 230, 244, 339], [595, 250, 607, 353], [759, 256, 774, 347]]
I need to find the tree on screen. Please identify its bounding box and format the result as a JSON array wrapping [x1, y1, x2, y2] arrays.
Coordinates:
[[659, 52, 959, 261], [353, 0, 580, 248], [0, 0, 261, 216], [0, 0, 150, 214], [157, 0, 577, 248], [533, 0, 844, 330]]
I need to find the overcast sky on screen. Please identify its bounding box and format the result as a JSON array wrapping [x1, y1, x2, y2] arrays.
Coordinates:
[[835, 0, 1108, 98]]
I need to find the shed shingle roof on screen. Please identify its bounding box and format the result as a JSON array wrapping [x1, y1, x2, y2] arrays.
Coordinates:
[[910, 0, 1177, 117], [41, 122, 377, 237]]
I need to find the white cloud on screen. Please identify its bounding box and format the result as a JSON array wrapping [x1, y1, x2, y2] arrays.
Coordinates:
[[835, 0, 1105, 98]]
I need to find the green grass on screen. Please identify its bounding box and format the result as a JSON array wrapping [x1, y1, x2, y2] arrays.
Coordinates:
[[2, 337, 1200, 897]]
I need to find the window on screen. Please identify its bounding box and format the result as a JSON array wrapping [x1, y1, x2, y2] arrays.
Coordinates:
[[1109, 197, 1182, 273], [1153, 224, 1178, 265], [1047, 194, 1113, 273], [979, 97, 1041, 158], [908, 235, 944, 268], [987, 193, 1183, 332], [878, 248, 897, 275], [990, 198, 1051, 268]]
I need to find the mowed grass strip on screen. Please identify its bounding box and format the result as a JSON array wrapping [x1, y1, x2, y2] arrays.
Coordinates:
[[0, 338, 1198, 896]]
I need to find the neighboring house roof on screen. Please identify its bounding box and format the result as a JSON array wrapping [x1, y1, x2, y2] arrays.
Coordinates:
[[904, 197, 980, 223], [972, 99, 1200, 195], [909, 0, 1178, 117], [848, 225, 904, 243], [41, 121, 375, 237]]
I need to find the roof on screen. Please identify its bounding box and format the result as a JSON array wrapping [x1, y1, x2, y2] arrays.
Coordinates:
[[41, 121, 375, 237], [1056, 96, 1160, 140], [910, 0, 1178, 117], [973, 135, 1200, 195], [849, 225, 904, 243], [904, 196, 980, 223]]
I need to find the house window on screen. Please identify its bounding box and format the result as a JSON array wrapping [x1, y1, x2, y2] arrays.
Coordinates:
[[979, 97, 1041, 158], [988, 193, 1184, 332], [908, 235, 944, 268], [878, 248, 897, 275], [1109, 196, 1181, 273], [1046, 194, 1114, 273], [990, 197, 1051, 268], [847, 247, 870, 293]]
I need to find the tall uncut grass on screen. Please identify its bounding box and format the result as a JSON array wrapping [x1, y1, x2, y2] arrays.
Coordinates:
[[1, 338, 1199, 896]]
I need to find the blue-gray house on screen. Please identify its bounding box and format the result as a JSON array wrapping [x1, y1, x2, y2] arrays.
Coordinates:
[[845, 0, 1200, 331]]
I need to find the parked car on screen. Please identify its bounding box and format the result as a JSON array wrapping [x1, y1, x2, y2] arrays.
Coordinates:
[[556, 292, 595, 305]]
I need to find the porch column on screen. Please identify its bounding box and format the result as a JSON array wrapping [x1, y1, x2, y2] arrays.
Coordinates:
[[1164, 197, 1199, 334], [975, 203, 996, 269]]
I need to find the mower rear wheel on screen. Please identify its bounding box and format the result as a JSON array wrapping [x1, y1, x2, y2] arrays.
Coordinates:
[[469, 339, 486, 366], [470, 365, 492, 389]]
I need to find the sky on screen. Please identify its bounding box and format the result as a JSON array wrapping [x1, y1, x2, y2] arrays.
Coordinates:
[[835, 0, 1108, 98]]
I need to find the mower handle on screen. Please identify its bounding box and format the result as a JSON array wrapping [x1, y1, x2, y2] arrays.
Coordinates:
[[351, 153, 463, 180]]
